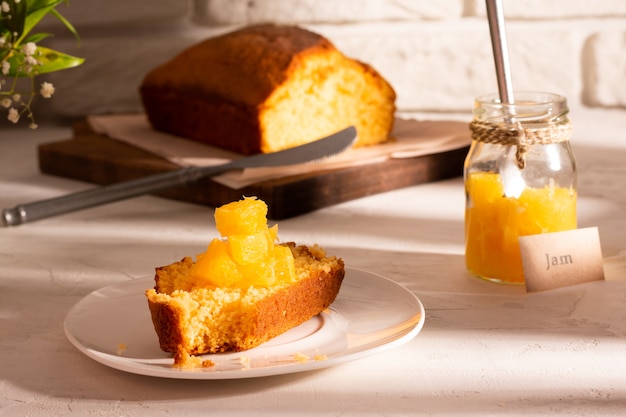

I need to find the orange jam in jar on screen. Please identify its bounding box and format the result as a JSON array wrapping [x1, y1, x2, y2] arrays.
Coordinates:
[[465, 172, 577, 283], [464, 92, 577, 284]]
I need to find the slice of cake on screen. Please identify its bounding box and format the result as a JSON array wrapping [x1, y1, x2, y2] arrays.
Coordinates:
[[139, 23, 396, 155], [145, 197, 345, 366]]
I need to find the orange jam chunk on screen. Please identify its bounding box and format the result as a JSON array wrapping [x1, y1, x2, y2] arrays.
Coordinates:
[[228, 231, 272, 265], [270, 245, 297, 282], [465, 172, 576, 284], [192, 239, 243, 288], [215, 197, 268, 236], [191, 197, 295, 288]]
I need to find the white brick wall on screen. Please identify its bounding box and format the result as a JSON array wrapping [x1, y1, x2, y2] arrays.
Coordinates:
[[193, 0, 464, 24], [40, 0, 626, 119]]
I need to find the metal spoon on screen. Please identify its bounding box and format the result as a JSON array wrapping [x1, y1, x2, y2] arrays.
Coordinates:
[[486, 0, 525, 198]]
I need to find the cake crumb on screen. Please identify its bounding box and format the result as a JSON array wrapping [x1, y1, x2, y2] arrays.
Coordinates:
[[116, 343, 127, 356], [172, 347, 215, 370], [174, 345, 203, 369], [175, 356, 203, 370], [294, 352, 309, 363]]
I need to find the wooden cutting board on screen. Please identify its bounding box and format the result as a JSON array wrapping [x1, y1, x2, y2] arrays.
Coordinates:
[[38, 121, 469, 219]]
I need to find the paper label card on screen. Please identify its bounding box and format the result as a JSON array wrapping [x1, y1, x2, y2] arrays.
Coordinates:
[[519, 227, 605, 293]]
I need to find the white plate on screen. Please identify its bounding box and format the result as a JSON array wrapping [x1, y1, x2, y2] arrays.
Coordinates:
[[64, 267, 425, 379]]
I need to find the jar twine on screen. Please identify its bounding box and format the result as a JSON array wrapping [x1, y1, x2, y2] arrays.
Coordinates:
[[468, 119, 572, 169]]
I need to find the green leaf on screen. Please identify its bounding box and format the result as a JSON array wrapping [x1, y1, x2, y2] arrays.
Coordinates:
[[24, 32, 53, 44], [35, 46, 84, 74], [18, 0, 78, 44], [19, 3, 56, 42], [3, 45, 83, 77], [50, 9, 80, 43]]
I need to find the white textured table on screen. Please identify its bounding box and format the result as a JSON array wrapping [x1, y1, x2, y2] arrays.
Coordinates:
[[1, 108, 626, 416]]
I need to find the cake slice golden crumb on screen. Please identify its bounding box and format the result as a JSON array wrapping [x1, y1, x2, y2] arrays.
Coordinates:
[[145, 197, 345, 366]]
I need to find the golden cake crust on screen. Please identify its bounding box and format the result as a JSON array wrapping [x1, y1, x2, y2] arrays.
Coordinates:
[[140, 23, 396, 154], [145, 244, 345, 360], [143, 25, 330, 106]]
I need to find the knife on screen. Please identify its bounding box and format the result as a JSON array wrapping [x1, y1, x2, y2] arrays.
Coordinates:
[[2, 126, 357, 227]]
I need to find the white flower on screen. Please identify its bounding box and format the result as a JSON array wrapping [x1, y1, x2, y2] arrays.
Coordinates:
[[1, 60, 9, 75], [24, 55, 38, 66], [1, 98, 11, 108], [12, 93, 20, 102], [1, 2, 9, 13], [7, 108, 19, 123], [40, 82, 55, 98], [22, 42, 37, 56]]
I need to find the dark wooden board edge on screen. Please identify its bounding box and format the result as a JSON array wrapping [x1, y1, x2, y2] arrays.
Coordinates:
[[38, 121, 468, 219]]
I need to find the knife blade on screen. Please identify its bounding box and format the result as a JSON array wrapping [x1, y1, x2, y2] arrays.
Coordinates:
[[2, 126, 356, 227]]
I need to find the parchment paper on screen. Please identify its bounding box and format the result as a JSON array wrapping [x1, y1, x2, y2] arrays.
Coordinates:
[[88, 114, 471, 189]]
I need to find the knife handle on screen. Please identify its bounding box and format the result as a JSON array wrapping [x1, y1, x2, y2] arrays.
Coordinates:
[[2, 163, 231, 227]]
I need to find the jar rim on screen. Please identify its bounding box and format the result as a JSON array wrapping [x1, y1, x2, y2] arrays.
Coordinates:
[[475, 91, 567, 106], [473, 91, 569, 123]]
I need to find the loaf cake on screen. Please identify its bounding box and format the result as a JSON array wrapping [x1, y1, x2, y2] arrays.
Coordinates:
[[139, 24, 396, 155], [145, 197, 345, 366]]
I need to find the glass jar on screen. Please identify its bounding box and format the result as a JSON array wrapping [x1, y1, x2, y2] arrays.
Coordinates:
[[464, 91, 577, 284]]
